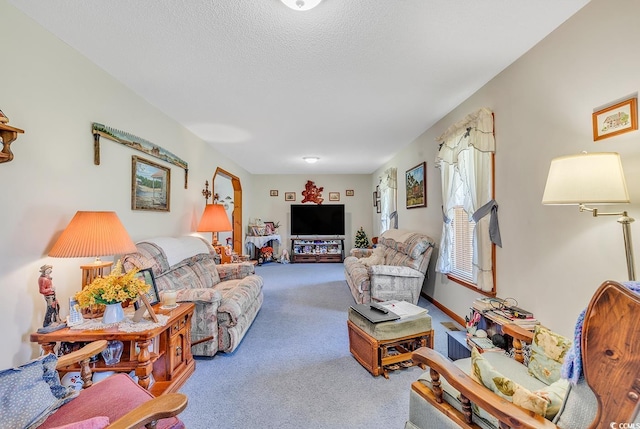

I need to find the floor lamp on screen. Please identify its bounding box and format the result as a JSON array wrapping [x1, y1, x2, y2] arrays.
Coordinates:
[[542, 152, 635, 281]]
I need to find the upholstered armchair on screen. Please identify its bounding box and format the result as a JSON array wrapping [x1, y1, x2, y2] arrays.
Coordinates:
[[3, 340, 187, 429], [405, 280, 640, 429]]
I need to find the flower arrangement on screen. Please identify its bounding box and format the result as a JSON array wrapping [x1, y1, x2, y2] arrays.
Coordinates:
[[74, 260, 150, 308], [259, 246, 274, 261]]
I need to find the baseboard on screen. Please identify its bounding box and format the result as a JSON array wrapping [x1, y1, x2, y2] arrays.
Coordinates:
[[420, 292, 465, 327]]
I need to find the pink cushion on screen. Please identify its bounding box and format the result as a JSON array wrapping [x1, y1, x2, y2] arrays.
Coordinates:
[[50, 416, 109, 429], [39, 374, 183, 429]]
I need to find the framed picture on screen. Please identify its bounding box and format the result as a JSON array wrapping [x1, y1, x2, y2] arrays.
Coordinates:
[[373, 191, 378, 206], [264, 221, 276, 235], [329, 192, 340, 201], [345, 190, 354, 196], [133, 268, 160, 306], [406, 162, 427, 209], [285, 192, 296, 201], [270, 190, 278, 197], [131, 156, 170, 212], [593, 97, 638, 141], [376, 199, 381, 213]]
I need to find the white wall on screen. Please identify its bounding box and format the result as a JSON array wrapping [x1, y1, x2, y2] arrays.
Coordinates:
[[249, 174, 374, 257], [374, 0, 640, 337], [0, 0, 254, 367]]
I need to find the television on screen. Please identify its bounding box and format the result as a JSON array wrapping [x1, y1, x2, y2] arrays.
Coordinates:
[[290, 204, 345, 236]]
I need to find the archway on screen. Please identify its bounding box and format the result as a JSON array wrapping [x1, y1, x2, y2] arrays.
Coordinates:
[[213, 167, 243, 255]]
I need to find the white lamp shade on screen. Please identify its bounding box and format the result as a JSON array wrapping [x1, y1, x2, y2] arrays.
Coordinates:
[[280, 0, 322, 11], [542, 152, 630, 205]]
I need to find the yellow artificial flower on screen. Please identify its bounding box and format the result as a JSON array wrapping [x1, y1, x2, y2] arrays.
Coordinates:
[[75, 260, 150, 307]]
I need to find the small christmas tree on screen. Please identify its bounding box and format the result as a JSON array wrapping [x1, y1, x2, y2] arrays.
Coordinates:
[[354, 227, 369, 249]]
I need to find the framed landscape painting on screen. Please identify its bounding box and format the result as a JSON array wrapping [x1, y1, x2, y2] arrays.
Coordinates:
[[405, 162, 426, 209], [131, 156, 170, 211]]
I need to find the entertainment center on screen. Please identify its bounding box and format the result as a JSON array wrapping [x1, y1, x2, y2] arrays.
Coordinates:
[[291, 238, 344, 263], [289, 204, 345, 263]]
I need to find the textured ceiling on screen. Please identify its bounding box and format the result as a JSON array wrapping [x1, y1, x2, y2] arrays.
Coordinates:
[[9, 0, 590, 174]]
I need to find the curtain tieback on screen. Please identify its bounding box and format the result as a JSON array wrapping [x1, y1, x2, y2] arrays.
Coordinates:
[[441, 206, 451, 224], [472, 199, 502, 247]]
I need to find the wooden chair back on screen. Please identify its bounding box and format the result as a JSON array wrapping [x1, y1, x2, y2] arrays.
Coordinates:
[[583, 280, 640, 428]]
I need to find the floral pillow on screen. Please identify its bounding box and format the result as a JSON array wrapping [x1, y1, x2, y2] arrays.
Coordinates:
[[471, 348, 569, 420], [528, 325, 572, 385], [471, 348, 548, 417]]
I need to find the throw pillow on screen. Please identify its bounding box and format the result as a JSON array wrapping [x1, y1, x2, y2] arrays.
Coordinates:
[[470, 348, 548, 417], [528, 326, 572, 385], [533, 378, 569, 420], [0, 353, 77, 429]]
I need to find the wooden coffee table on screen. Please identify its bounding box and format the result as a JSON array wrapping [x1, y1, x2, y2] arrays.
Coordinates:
[[30, 303, 195, 396]]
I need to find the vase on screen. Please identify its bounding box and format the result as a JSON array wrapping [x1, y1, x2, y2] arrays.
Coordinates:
[[101, 340, 123, 365], [102, 303, 124, 324]]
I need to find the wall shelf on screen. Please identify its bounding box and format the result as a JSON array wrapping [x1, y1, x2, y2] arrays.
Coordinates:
[[0, 122, 25, 164]]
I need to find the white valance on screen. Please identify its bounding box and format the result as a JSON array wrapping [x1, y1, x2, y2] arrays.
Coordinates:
[[435, 107, 495, 166]]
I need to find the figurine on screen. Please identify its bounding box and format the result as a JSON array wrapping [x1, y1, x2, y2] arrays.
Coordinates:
[[280, 249, 290, 264], [38, 264, 62, 327]]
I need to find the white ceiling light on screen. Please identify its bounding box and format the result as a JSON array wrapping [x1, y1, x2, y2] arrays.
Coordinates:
[[303, 156, 320, 164], [280, 0, 322, 11]]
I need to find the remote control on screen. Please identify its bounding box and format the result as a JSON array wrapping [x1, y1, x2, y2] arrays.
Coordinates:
[[370, 303, 389, 314]]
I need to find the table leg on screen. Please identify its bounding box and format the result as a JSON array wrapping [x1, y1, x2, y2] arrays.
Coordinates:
[[135, 339, 153, 390], [40, 342, 56, 355]]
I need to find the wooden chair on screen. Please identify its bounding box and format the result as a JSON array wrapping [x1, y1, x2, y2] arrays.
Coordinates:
[[36, 340, 188, 429], [406, 280, 640, 429]]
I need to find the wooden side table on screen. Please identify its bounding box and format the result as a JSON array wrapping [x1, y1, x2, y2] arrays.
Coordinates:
[[30, 303, 195, 396]]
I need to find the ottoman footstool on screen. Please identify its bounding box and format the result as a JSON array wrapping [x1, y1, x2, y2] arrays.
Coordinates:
[[347, 307, 433, 379]]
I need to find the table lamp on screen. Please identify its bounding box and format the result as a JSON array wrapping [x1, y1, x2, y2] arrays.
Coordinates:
[[542, 152, 635, 280], [197, 204, 232, 246], [48, 211, 138, 287]]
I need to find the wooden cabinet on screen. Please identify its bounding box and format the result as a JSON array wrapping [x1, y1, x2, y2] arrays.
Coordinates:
[[31, 303, 195, 396], [291, 238, 344, 263]]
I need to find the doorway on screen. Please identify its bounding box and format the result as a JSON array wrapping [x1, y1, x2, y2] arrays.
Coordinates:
[[213, 167, 243, 255]]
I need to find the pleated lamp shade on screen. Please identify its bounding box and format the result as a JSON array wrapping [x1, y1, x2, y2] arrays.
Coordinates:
[[197, 204, 232, 246], [48, 211, 137, 258]]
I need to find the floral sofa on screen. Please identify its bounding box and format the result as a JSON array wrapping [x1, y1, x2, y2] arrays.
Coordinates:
[[122, 236, 263, 357], [343, 229, 435, 304]]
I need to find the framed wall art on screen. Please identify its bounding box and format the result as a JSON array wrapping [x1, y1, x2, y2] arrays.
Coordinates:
[[285, 192, 296, 201], [593, 97, 638, 141], [346, 190, 354, 196], [131, 156, 170, 212], [270, 190, 279, 197], [373, 191, 378, 206], [329, 192, 340, 201], [406, 162, 427, 209]]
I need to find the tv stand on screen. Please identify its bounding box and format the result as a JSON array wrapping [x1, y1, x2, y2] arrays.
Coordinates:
[[291, 238, 344, 263]]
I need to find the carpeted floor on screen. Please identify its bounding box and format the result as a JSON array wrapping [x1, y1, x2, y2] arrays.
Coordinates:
[[178, 262, 460, 429]]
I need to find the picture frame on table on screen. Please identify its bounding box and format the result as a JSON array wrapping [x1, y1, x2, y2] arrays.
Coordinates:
[[264, 221, 276, 235], [329, 192, 340, 201], [405, 162, 427, 209], [133, 268, 160, 306], [131, 156, 170, 212], [592, 97, 638, 141]]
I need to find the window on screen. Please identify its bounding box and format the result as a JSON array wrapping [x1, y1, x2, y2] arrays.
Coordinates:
[[451, 206, 476, 283], [435, 108, 497, 294]]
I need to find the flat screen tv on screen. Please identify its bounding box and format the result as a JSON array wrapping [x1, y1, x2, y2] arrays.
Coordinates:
[[290, 204, 345, 236]]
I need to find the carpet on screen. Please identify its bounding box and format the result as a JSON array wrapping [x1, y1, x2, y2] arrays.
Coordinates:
[[178, 263, 457, 429]]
